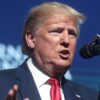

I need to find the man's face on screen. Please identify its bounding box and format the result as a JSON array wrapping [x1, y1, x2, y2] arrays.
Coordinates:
[[30, 14, 78, 77]]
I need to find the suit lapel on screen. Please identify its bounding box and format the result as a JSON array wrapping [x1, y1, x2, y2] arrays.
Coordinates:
[[62, 77, 82, 100], [15, 61, 41, 100], [15, 61, 83, 100]]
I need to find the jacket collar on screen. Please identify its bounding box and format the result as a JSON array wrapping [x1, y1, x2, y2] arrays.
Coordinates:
[[62, 77, 82, 100], [15, 59, 82, 100], [15, 60, 41, 100]]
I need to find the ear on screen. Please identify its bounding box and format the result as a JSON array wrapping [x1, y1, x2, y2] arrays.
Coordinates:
[[25, 32, 35, 49]]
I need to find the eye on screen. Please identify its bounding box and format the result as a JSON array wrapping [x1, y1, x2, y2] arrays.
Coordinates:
[[68, 29, 77, 37], [49, 28, 64, 34]]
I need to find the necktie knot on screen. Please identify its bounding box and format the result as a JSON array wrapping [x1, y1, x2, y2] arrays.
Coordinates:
[[48, 78, 60, 87]]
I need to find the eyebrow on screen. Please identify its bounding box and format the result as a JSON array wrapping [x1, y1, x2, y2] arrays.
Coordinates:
[[48, 27, 64, 32]]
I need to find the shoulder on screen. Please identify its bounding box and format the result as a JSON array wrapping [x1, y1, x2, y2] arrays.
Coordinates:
[[0, 60, 27, 81], [0, 60, 28, 99], [63, 78, 97, 91], [0, 68, 19, 91], [0, 68, 17, 99], [0, 59, 28, 79], [62, 78, 99, 100], [0, 68, 17, 81], [72, 81, 99, 99]]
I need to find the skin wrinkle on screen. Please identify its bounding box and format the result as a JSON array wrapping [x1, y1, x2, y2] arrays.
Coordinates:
[[30, 14, 77, 79], [5, 2, 87, 100]]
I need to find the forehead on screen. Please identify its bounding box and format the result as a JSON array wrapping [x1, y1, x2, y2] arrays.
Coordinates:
[[43, 14, 78, 31], [43, 14, 76, 27], [45, 14, 76, 24]]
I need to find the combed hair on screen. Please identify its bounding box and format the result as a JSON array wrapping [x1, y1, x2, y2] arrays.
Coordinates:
[[22, 2, 86, 56]]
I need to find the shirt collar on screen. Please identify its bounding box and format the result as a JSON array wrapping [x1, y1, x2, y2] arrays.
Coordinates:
[[27, 58, 50, 88]]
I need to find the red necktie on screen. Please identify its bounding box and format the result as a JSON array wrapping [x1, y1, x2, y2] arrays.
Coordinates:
[[48, 78, 62, 100]]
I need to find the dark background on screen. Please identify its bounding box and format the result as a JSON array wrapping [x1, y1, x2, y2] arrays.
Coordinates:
[[0, 0, 100, 90]]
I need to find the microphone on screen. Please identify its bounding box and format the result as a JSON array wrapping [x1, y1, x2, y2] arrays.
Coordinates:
[[80, 34, 100, 58]]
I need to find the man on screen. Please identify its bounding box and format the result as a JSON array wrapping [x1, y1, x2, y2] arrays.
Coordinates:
[[0, 2, 99, 100]]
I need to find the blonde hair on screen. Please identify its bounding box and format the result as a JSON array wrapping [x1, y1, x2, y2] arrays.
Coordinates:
[[22, 2, 85, 56]]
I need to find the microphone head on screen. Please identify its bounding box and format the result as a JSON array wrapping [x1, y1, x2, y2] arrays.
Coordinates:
[[80, 44, 94, 58], [80, 34, 100, 59]]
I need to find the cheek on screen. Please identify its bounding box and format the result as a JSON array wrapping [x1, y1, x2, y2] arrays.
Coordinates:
[[35, 39, 57, 57], [34, 33, 61, 59], [70, 40, 77, 54], [43, 42, 58, 57], [41, 37, 59, 53]]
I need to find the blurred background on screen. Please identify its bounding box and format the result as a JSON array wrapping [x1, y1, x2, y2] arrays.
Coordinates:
[[0, 0, 100, 91]]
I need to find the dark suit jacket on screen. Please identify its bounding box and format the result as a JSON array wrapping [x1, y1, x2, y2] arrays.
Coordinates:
[[0, 60, 99, 100]]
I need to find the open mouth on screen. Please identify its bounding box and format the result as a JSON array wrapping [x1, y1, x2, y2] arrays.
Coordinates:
[[59, 50, 70, 60]]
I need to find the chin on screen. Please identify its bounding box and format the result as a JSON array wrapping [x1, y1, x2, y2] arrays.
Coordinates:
[[53, 65, 70, 78], [50, 58, 71, 68], [55, 61, 71, 69], [59, 60, 71, 67]]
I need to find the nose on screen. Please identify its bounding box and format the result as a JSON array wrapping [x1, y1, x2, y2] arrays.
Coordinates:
[[60, 30, 70, 47]]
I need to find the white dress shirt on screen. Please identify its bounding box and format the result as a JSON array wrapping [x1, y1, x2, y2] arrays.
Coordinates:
[[27, 58, 65, 100]]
